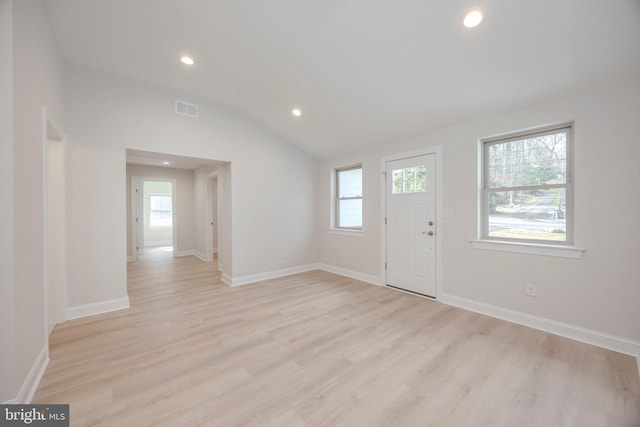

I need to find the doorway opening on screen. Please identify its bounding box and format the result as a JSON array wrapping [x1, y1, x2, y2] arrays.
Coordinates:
[[143, 179, 175, 253], [125, 149, 231, 279], [130, 177, 176, 261]]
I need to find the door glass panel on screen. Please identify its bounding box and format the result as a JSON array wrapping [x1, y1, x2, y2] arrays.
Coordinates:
[[393, 170, 403, 194], [392, 166, 427, 194]]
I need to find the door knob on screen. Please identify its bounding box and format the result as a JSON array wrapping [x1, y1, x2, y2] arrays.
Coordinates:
[[422, 231, 434, 236]]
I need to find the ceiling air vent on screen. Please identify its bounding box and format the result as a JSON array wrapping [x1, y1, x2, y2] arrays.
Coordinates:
[[175, 100, 198, 118]]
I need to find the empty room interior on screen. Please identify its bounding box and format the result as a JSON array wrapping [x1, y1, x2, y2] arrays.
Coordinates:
[[2, 0, 640, 425]]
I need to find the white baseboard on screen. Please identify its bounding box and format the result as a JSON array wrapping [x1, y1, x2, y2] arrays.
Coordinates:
[[224, 263, 382, 288], [127, 256, 136, 263], [440, 293, 640, 358], [194, 251, 209, 262], [67, 297, 130, 320], [228, 264, 319, 287], [213, 247, 219, 254], [316, 263, 382, 286], [7, 344, 49, 404], [221, 273, 232, 286], [174, 250, 195, 257]]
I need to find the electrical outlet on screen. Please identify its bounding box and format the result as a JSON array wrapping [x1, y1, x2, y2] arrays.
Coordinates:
[[526, 283, 537, 297]]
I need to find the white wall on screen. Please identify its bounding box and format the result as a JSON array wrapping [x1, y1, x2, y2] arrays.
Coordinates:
[[193, 166, 209, 258], [5, 0, 64, 402], [46, 139, 66, 330], [65, 64, 317, 307], [209, 177, 219, 253], [318, 75, 640, 343], [126, 165, 195, 256], [217, 164, 232, 275], [0, 0, 16, 403]]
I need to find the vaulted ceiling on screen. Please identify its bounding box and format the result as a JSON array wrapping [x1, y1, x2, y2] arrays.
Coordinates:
[[43, 0, 640, 158]]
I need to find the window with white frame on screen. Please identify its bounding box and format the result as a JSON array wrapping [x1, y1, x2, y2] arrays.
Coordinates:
[[481, 124, 573, 244], [335, 165, 363, 229], [149, 194, 173, 228]]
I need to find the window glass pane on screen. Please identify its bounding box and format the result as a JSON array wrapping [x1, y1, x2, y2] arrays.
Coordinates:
[[488, 130, 567, 188], [416, 166, 427, 192], [403, 169, 415, 193], [392, 170, 403, 194], [150, 211, 173, 227], [338, 199, 362, 228], [488, 188, 566, 241], [338, 168, 362, 198], [149, 195, 172, 227], [150, 195, 171, 210]]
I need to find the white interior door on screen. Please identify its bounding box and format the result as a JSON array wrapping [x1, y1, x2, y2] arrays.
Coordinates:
[[386, 154, 436, 297]]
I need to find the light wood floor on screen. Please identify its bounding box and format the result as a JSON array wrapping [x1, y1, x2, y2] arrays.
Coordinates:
[[34, 248, 640, 426]]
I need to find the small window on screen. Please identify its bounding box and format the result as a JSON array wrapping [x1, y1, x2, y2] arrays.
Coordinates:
[[149, 194, 173, 228], [481, 124, 573, 244], [335, 166, 362, 229]]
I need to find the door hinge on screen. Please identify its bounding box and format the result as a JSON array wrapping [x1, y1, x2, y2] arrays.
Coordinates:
[[384, 217, 387, 225], [384, 262, 387, 270]]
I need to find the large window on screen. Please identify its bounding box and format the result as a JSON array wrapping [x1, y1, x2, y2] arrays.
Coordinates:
[[481, 124, 573, 244], [149, 194, 173, 228], [335, 165, 363, 229]]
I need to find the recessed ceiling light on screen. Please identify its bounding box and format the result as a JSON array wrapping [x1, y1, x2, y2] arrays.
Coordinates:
[[464, 10, 483, 28], [162, 161, 171, 165], [292, 108, 302, 117], [180, 56, 194, 65]]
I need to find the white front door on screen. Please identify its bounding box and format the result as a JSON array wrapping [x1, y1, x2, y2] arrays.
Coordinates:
[[386, 154, 436, 297]]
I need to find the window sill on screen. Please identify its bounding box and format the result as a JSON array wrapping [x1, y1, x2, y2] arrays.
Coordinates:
[[470, 240, 585, 259], [328, 229, 366, 237]]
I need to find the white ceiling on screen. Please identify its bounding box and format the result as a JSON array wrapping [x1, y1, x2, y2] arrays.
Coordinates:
[[44, 0, 640, 158]]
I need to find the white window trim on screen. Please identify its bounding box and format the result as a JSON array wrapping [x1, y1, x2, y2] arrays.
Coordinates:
[[328, 229, 366, 237], [476, 122, 581, 257], [470, 239, 585, 259], [332, 164, 363, 231]]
